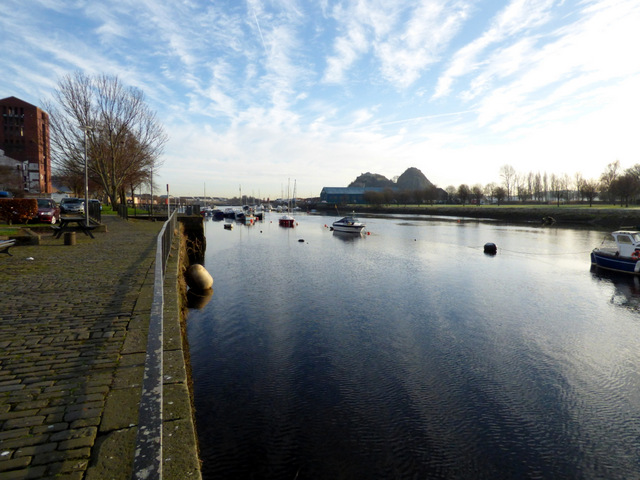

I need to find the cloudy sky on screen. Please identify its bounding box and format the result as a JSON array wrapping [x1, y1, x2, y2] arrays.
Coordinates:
[[1, 0, 639, 199]]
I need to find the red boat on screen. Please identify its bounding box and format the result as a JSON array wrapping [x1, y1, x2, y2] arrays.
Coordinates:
[[279, 215, 295, 228]]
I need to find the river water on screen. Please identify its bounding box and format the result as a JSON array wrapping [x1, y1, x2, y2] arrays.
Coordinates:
[[186, 212, 640, 479]]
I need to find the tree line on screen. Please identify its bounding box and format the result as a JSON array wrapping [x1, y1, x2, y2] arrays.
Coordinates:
[[359, 161, 638, 208]]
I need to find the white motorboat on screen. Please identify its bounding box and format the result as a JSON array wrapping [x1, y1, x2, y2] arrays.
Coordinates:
[[332, 216, 365, 233]]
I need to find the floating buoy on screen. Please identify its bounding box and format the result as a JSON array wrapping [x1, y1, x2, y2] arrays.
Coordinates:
[[186, 264, 214, 291], [484, 243, 497, 255], [298, 238, 304, 242]]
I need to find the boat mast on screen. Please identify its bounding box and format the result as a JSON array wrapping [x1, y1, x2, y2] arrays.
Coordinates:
[[292, 179, 297, 211]]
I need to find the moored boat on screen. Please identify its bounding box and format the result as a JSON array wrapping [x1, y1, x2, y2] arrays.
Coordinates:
[[331, 216, 365, 234], [591, 230, 640, 274], [279, 215, 295, 228]]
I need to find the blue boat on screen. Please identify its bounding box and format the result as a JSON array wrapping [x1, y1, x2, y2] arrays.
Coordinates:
[[591, 230, 640, 274]]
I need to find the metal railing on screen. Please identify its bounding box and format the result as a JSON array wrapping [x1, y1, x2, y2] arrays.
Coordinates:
[[117, 204, 129, 220], [131, 209, 178, 480], [88, 202, 101, 223]]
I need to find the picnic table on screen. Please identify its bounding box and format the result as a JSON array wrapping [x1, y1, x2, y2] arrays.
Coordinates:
[[52, 216, 97, 239]]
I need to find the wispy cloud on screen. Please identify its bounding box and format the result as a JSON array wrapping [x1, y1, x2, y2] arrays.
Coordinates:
[[2, 0, 640, 196], [433, 0, 556, 99]]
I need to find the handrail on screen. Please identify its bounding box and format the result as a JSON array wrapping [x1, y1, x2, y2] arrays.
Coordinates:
[[131, 209, 178, 479]]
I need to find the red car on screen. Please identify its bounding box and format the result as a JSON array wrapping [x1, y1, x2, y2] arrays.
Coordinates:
[[36, 198, 61, 224]]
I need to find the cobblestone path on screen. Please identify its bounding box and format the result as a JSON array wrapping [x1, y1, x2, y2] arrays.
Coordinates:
[[0, 216, 161, 479]]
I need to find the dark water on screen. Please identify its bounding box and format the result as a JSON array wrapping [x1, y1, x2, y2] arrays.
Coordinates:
[[187, 213, 640, 479]]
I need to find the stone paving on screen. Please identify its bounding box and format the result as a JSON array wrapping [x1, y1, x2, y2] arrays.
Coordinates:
[[0, 216, 201, 479]]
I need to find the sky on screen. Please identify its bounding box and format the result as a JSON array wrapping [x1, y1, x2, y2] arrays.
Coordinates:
[[1, 0, 639, 199]]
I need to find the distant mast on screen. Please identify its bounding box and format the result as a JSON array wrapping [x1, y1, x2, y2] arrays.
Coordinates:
[[293, 179, 297, 211]]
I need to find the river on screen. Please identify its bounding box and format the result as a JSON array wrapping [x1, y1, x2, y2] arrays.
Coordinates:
[[187, 212, 640, 479]]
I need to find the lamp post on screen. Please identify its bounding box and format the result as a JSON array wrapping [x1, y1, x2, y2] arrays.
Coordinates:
[[81, 125, 93, 226]]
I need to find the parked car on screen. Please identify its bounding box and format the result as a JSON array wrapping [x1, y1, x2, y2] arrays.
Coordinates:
[[36, 198, 61, 224], [59, 197, 85, 214], [0, 191, 14, 198], [89, 199, 102, 210]]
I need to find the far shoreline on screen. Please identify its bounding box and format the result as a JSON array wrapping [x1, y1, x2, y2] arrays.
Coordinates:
[[310, 203, 640, 230]]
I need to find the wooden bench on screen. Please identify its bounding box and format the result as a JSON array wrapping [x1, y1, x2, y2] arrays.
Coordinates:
[[0, 239, 16, 256]]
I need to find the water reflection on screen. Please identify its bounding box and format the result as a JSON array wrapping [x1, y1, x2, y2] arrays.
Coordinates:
[[591, 267, 640, 311], [332, 230, 365, 241], [189, 215, 640, 479], [187, 288, 213, 309]]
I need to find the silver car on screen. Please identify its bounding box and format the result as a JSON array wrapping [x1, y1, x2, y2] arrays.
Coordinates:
[[59, 197, 85, 214]]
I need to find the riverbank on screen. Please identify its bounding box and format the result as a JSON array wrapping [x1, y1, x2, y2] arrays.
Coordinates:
[[316, 204, 640, 229]]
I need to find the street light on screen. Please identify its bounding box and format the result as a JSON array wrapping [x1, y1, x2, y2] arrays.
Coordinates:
[[80, 125, 93, 226]]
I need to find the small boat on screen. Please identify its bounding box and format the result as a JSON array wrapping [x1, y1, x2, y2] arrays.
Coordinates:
[[331, 216, 365, 234], [223, 208, 236, 219], [591, 230, 640, 274], [279, 215, 295, 228]]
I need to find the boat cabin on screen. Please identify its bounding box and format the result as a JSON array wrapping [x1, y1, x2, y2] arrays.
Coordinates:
[[610, 230, 640, 257]]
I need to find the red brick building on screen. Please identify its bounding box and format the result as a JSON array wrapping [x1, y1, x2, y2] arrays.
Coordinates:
[[0, 96, 52, 194]]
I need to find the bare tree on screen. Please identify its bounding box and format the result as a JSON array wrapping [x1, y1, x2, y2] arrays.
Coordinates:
[[574, 172, 585, 202], [599, 160, 621, 204], [611, 173, 639, 207], [550, 174, 568, 207], [580, 179, 599, 207], [484, 183, 496, 204], [457, 184, 471, 205], [533, 172, 543, 202], [45, 72, 168, 208], [471, 184, 484, 205], [500, 165, 516, 201], [445, 185, 457, 203]]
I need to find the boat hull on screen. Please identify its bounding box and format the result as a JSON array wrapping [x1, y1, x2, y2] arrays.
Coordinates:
[[279, 219, 295, 227], [591, 250, 640, 274], [331, 224, 365, 233]]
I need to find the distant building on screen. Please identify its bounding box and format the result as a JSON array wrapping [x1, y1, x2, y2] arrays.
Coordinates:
[[0, 96, 52, 194], [0, 148, 27, 192], [320, 185, 448, 204], [320, 187, 391, 204]]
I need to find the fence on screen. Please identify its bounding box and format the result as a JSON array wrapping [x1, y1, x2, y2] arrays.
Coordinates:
[[131, 209, 178, 479], [89, 201, 101, 223]]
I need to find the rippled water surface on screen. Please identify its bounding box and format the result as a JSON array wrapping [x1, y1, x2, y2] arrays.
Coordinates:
[[187, 213, 640, 479]]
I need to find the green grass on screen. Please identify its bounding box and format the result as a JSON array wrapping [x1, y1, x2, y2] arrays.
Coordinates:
[[0, 227, 21, 236], [356, 203, 637, 210]]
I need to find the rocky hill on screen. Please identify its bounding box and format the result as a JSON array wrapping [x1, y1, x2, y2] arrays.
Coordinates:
[[348, 172, 394, 188], [348, 167, 434, 190], [396, 167, 434, 191]]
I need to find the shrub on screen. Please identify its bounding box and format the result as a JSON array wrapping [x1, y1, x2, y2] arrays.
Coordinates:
[[0, 198, 38, 224]]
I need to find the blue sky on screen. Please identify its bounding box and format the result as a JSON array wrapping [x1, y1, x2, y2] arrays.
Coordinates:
[[1, 0, 639, 199]]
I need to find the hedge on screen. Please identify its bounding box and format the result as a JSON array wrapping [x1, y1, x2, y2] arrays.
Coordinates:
[[0, 198, 38, 224]]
